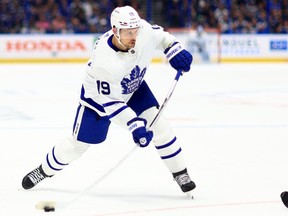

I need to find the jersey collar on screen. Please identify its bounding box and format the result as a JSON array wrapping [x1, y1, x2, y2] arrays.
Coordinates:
[[108, 35, 128, 52]]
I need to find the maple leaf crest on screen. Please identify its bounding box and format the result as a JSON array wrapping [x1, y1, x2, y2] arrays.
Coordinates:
[[121, 66, 147, 94]]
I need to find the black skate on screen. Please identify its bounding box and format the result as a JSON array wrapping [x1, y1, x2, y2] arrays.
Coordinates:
[[281, 191, 288, 208], [22, 165, 52, 190], [173, 168, 196, 198]]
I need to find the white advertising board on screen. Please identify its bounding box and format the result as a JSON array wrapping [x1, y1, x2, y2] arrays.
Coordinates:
[[168, 30, 287, 63], [0, 33, 286, 63], [221, 34, 287, 62], [0, 34, 98, 63]]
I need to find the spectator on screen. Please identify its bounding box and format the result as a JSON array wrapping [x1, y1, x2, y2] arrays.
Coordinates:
[[35, 14, 50, 33], [70, 17, 89, 33], [0, 0, 26, 33], [47, 14, 67, 33], [256, 9, 269, 33]]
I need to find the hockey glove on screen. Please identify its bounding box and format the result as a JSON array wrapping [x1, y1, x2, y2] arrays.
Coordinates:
[[164, 42, 193, 72], [127, 117, 153, 147]]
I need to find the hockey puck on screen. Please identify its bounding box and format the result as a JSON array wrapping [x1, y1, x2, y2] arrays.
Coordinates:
[[281, 191, 288, 208], [36, 201, 56, 211], [44, 206, 55, 212]]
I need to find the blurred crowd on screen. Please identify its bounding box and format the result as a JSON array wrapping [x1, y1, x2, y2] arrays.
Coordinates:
[[161, 0, 287, 33], [0, 0, 287, 34]]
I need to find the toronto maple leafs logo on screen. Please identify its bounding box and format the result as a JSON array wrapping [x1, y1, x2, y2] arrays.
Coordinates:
[[121, 66, 147, 94]]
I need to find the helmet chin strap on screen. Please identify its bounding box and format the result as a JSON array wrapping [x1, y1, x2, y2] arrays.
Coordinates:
[[115, 28, 129, 50], [116, 35, 129, 50]]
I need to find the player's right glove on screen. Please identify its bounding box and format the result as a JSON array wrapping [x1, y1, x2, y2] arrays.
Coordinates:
[[164, 42, 193, 72], [127, 117, 153, 147]]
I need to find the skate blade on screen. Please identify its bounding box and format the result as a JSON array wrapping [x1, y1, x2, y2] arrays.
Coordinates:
[[186, 191, 194, 199]]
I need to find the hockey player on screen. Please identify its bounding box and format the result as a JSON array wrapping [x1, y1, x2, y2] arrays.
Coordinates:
[[187, 25, 210, 63], [22, 6, 196, 196]]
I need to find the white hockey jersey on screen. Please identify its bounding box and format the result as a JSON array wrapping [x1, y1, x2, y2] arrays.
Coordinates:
[[79, 19, 176, 128]]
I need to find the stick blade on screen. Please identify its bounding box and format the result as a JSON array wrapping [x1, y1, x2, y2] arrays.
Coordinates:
[[36, 201, 57, 210]]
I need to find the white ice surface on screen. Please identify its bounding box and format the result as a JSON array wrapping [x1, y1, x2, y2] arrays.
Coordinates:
[[1, 63, 288, 216]]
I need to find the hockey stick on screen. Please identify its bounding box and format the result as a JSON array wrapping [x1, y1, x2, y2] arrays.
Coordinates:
[[36, 69, 183, 212]]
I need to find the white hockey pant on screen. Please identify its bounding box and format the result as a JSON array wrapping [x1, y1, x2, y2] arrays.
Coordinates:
[[140, 107, 186, 173]]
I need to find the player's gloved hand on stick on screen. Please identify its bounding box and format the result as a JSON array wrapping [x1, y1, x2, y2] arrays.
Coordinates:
[[127, 117, 153, 147], [164, 42, 193, 72]]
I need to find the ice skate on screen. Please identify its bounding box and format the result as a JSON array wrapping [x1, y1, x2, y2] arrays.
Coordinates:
[[22, 165, 52, 189], [281, 191, 288, 208], [173, 168, 196, 198]]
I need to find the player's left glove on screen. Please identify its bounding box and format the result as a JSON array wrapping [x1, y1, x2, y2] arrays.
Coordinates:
[[164, 42, 193, 72], [127, 117, 153, 148]]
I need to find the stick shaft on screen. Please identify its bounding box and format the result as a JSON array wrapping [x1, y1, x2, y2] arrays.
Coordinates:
[[149, 69, 182, 128]]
